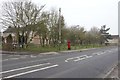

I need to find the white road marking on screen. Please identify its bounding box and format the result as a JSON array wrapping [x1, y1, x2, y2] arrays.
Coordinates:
[[97, 53, 102, 55], [30, 55, 37, 58], [74, 55, 92, 62], [20, 56, 27, 59], [4, 64, 58, 78], [15, 55, 21, 56], [92, 51, 106, 56], [2, 59, 9, 61], [104, 64, 117, 78], [92, 49, 117, 57], [65, 57, 78, 62], [40, 52, 58, 55], [10, 58, 19, 60], [2, 55, 30, 61], [2, 57, 26, 62], [0, 63, 50, 74], [92, 52, 99, 55], [9, 55, 21, 57], [65, 55, 88, 62], [3, 57, 58, 67], [8, 55, 14, 57], [3, 56, 29, 61], [74, 57, 86, 62], [87, 56, 92, 58]]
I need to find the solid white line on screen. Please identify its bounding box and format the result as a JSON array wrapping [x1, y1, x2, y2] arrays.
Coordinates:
[[0, 63, 50, 74], [4, 64, 58, 79]]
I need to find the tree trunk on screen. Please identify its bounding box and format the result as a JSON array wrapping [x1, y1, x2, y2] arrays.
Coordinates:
[[42, 38, 45, 47]]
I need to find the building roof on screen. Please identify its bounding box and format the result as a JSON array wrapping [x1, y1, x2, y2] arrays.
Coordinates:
[[111, 35, 119, 39], [111, 35, 119, 38], [3, 25, 34, 33], [3, 27, 16, 33]]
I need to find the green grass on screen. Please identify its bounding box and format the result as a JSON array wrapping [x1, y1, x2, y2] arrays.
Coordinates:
[[17, 44, 105, 53], [20, 44, 67, 53], [24, 46, 58, 52], [0, 44, 2, 50], [2, 43, 105, 53], [1, 39, 108, 54]]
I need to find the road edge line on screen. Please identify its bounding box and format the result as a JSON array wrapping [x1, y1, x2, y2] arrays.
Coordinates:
[[103, 64, 118, 78]]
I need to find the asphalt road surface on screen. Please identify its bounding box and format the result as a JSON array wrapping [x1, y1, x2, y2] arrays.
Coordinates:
[[1, 46, 118, 79]]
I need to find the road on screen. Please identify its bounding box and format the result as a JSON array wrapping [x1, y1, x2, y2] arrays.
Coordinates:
[[1, 46, 118, 79]]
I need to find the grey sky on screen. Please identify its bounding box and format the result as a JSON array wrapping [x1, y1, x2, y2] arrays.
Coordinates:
[[0, 0, 119, 35]]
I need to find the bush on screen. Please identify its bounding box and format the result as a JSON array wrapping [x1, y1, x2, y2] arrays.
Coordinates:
[[2, 34, 14, 51], [2, 43, 14, 51]]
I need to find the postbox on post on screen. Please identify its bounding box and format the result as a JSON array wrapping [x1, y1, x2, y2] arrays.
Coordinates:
[[67, 40, 71, 50]]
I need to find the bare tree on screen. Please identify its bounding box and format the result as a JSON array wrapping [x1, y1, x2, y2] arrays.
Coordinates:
[[47, 9, 59, 47], [35, 12, 49, 47], [0, 1, 45, 47]]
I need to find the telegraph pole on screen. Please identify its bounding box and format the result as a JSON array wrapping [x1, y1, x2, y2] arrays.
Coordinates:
[[58, 8, 61, 51]]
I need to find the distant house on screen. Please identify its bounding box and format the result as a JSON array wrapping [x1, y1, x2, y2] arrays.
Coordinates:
[[30, 35, 40, 45], [2, 27, 16, 44], [2, 26, 41, 45], [107, 35, 119, 45]]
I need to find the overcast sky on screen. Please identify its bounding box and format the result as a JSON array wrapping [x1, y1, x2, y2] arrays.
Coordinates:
[[0, 0, 119, 35]]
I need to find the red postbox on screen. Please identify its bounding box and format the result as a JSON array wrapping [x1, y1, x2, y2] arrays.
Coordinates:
[[67, 40, 71, 50]]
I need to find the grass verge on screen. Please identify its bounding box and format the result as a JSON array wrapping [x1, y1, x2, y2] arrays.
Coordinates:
[[15, 44, 105, 53]]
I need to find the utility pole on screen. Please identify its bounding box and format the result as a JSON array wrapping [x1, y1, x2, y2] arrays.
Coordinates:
[[58, 8, 61, 51]]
